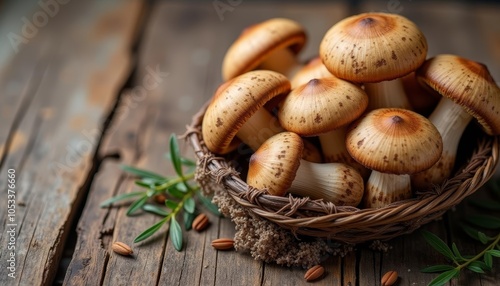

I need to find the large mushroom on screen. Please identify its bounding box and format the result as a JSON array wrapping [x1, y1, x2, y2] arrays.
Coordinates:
[[411, 55, 500, 189], [202, 70, 322, 162], [222, 18, 307, 81], [278, 77, 369, 177], [247, 131, 364, 206], [319, 12, 427, 110], [346, 108, 443, 208]]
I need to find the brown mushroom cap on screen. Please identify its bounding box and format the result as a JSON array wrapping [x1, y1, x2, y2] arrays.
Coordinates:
[[222, 18, 306, 81], [290, 56, 333, 88], [346, 108, 443, 174], [320, 12, 427, 83], [417, 54, 500, 135], [202, 70, 290, 154], [247, 131, 303, 196], [278, 77, 368, 136]]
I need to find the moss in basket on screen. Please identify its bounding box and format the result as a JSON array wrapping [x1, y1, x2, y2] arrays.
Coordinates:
[[319, 12, 428, 110], [202, 69, 322, 162], [247, 131, 364, 206], [411, 54, 500, 190], [346, 108, 443, 208], [222, 18, 306, 81]]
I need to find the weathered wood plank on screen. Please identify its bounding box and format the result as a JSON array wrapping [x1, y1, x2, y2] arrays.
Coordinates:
[[0, 1, 144, 285]]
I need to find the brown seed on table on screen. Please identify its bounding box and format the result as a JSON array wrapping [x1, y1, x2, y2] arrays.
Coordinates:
[[192, 213, 209, 231], [154, 194, 167, 204], [211, 238, 234, 250], [381, 270, 398, 286], [112, 241, 133, 256], [304, 265, 325, 282]]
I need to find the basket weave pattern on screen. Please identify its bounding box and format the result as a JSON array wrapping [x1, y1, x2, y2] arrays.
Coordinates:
[[186, 103, 499, 244]]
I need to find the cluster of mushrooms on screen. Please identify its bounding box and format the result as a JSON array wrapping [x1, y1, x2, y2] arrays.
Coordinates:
[[201, 13, 500, 209]]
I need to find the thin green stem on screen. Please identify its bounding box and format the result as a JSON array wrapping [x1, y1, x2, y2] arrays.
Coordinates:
[[153, 172, 195, 192], [456, 233, 500, 271]]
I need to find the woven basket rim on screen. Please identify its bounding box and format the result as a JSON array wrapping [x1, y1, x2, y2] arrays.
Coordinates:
[[185, 101, 500, 243]]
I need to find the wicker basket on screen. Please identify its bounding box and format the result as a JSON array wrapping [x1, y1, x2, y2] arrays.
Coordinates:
[[186, 102, 499, 244]]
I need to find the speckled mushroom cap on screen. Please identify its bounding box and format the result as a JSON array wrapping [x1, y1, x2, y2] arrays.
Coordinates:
[[278, 77, 368, 136], [247, 131, 304, 196], [416, 54, 500, 135], [290, 56, 333, 88], [346, 108, 443, 174], [222, 18, 307, 81], [319, 12, 427, 83], [202, 70, 291, 154]]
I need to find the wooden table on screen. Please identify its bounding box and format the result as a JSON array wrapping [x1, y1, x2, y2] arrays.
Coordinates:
[[1, 1, 499, 285]]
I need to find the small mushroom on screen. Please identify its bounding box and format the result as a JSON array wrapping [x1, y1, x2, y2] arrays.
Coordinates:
[[202, 70, 322, 162], [290, 56, 333, 88], [401, 72, 440, 116], [278, 77, 369, 177], [319, 12, 427, 110], [411, 55, 500, 189], [346, 108, 443, 208], [222, 18, 307, 81], [247, 131, 364, 206]]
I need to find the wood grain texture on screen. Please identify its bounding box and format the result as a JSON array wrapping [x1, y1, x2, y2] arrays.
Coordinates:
[[0, 0, 144, 285]]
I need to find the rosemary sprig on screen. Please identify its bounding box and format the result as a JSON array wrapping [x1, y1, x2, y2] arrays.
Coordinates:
[[421, 179, 500, 286], [100, 134, 221, 251]]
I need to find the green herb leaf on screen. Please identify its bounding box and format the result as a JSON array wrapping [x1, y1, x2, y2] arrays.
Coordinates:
[[170, 218, 183, 251], [466, 215, 500, 229], [184, 211, 196, 230], [142, 204, 169, 217], [134, 217, 168, 243], [165, 153, 196, 167], [100, 191, 145, 207], [165, 200, 179, 210], [467, 264, 485, 274], [126, 195, 149, 216], [184, 197, 195, 214], [422, 230, 455, 260], [478, 231, 490, 244], [451, 243, 465, 262], [168, 186, 185, 199], [420, 265, 456, 273], [197, 193, 221, 216], [135, 178, 168, 189], [470, 261, 491, 272], [121, 165, 166, 180], [486, 249, 500, 257], [169, 134, 183, 177], [427, 269, 459, 286], [484, 253, 493, 268]]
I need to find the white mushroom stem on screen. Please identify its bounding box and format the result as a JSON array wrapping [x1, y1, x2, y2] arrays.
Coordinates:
[[288, 160, 364, 206], [258, 48, 302, 79], [319, 127, 369, 178], [236, 108, 283, 151], [364, 78, 412, 110], [411, 97, 473, 189], [364, 172, 411, 208], [236, 108, 321, 162]]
